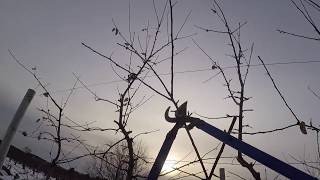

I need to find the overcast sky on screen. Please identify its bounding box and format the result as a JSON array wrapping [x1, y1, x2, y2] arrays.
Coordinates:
[[0, 0, 320, 179]]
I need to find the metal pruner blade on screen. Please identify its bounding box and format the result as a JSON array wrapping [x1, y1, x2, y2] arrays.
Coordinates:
[[165, 101, 188, 123]]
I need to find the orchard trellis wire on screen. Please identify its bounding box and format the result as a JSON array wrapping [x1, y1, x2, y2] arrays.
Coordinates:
[[49, 59, 320, 95]]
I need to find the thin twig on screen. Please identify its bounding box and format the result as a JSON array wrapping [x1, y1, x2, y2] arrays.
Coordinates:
[[258, 56, 300, 123]]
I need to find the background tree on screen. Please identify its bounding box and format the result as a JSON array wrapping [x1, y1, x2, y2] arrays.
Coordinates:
[[86, 141, 148, 179]]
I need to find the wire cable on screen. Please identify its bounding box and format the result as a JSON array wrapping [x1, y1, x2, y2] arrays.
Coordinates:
[[50, 59, 320, 94]]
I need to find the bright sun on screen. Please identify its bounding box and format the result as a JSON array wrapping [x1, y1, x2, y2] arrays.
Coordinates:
[[161, 160, 177, 174]]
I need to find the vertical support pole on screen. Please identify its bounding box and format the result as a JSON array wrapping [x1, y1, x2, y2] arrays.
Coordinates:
[[0, 89, 35, 168], [219, 168, 225, 180]]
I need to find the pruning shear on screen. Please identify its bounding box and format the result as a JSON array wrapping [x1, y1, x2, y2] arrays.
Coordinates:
[[148, 101, 197, 179], [149, 102, 317, 180], [165, 101, 200, 130]]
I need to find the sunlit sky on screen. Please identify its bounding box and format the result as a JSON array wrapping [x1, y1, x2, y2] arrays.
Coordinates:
[[0, 0, 319, 179]]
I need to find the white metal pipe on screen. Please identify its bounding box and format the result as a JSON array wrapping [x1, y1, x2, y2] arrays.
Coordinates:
[[0, 89, 35, 168]]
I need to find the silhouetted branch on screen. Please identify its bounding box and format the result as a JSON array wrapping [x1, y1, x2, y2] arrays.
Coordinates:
[[169, 0, 175, 98], [278, 0, 320, 41], [240, 123, 298, 135], [277, 29, 320, 41], [258, 56, 301, 124], [208, 116, 237, 178]]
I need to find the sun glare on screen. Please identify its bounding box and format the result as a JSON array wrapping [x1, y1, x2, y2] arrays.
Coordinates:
[[161, 160, 177, 174]]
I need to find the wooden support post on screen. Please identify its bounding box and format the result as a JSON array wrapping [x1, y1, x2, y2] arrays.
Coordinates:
[[219, 168, 225, 180]]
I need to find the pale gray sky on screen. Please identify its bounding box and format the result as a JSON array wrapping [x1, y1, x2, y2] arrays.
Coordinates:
[[0, 0, 319, 179]]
